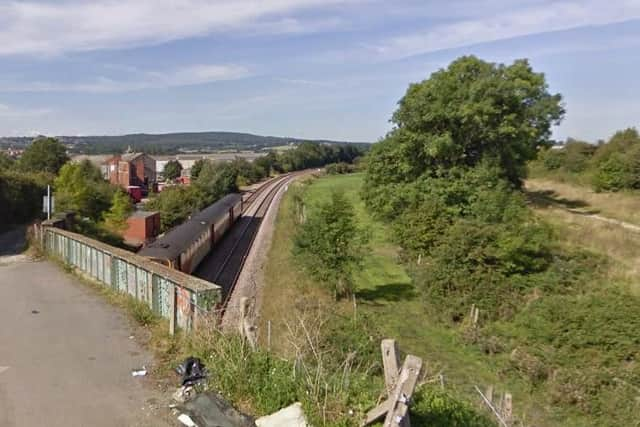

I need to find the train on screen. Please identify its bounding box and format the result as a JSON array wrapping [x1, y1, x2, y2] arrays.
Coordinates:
[[138, 193, 243, 274]]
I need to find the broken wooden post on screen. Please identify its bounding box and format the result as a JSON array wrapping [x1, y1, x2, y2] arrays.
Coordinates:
[[383, 355, 423, 427], [363, 340, 423, 427], [239, 297, 257, 350], [485, 385, 493, 405], [502, 393, 512, 426], [474, 386, 509, 427], [381, 339, 400, 395]]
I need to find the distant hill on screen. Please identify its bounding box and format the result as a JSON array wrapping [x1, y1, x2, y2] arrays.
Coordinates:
[[0, 131, 368, 155]]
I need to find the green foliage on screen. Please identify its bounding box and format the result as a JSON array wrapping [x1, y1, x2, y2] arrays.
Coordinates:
[[0, 151, 15, 169], [231, 157, 268, 186], [190, 158, 206, 179], [294, 190, 369, 298], [592, 144, 640, 192], [163, 159, 183, 180], [145, 186, 200, 232], [278, 142, 363, 173], [253, 151, 279, 176], [488, 290, 640, 425], [102, 189, 134, 232], [529, 128, 640, 192], [54, 160, 115, 220], [364, 55, 564, 202], [19, 137, 69, 174], [326, 162, 355, 175], [411, 388, 495, 427], [0, 170, 49, 225], [148, 161, 241, 232], [192, 161, 239, 207]]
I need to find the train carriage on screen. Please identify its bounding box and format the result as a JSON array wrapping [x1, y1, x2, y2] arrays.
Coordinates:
[[139, 193, 243, 274]]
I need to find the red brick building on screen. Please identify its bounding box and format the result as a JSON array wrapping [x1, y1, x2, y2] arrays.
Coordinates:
[[105, 152, 156, 192], [123, 211, 161, 245]]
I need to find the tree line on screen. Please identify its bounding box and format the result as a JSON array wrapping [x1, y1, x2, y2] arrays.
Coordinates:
[[144, 142, 364, 232], [532, 128, 640, 191]]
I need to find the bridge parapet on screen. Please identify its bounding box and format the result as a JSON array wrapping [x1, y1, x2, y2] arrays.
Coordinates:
[[40, 225, 221, 332]]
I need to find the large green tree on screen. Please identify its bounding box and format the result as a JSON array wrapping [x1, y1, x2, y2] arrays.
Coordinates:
[[163, 159, 183, 181], [19, 137, 69, 174], [193, 162, 238, 207], [54, 160, 114, 220], [364, 55, 564, 205]]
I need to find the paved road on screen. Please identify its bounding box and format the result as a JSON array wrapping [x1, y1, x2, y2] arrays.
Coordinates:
[[0, 234, 173, 426]]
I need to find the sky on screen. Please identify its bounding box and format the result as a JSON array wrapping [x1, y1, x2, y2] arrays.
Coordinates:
[[0, 0, 639, 142]]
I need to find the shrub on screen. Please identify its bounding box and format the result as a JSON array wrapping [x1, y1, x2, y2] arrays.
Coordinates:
[[293, 190, 369, 299], [411, 387, 495, 427]]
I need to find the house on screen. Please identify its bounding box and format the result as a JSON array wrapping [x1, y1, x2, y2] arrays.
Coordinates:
[[104, 152, 156, 193]]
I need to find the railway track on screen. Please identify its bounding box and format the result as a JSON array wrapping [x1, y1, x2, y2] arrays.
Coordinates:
[[193, 173, 296, 310]]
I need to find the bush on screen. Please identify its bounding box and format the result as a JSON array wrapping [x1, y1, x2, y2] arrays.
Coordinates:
[[592, 147, 640, 191], [0, 170, 49, 225], [293, 190, 369, 298], [411, 387, 494, 427]]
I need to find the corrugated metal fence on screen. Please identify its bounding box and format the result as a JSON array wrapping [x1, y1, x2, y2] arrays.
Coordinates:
[[42, 226, 221, 333]]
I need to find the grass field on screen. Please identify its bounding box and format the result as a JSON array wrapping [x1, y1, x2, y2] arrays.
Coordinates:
[[260, 172, 640, 427], [525, 178, 640, 225], [260, 173, 549, 425]]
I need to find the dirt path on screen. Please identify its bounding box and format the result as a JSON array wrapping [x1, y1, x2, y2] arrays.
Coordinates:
[[525, 180, 640, 232]]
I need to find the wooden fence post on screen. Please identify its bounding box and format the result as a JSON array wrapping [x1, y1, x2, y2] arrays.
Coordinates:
[[381, 339, 400, 396]]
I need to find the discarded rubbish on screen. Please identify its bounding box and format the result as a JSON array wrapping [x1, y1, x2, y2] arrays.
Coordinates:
[[173, 385, 195, 403], [31, 310, 39, 314], [131, 366, 147, 377], [176, 357, 207, 386], [174, 392, 256, 427], [129, 335, 135, 340], [177, 413, 198, 427], [256, 402, 308, 427]]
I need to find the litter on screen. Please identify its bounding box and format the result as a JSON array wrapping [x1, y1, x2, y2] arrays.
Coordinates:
[[131, 366, 147, 377], [176, 357, 207, 386], [256, 402, 308, 427], [174, 392, 255, 427], [173, 385, 195, 403], [177, 413, 198, 427]]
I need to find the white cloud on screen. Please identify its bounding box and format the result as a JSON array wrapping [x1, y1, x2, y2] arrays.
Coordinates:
[[1, 63, 250, 93], [0, 0, 354, 56], [370, 0, 640, 60], [0, 103, 51, 117]]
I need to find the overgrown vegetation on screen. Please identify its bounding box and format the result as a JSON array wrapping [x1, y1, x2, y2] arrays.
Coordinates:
[[358, 55, 640, 426], [293, 190, 369, 298], [530, 128, 640, 192], [0, 137, 69, 228]]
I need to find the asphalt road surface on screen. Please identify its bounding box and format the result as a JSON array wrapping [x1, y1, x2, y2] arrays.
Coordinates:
[[0, 232, 173, 426]]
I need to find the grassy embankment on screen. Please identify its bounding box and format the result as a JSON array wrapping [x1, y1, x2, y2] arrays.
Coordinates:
[[261, 172, 640, 427], [525, 177, 640, 295], [261, 173, 530, 424], [526, 177, 640, 225]]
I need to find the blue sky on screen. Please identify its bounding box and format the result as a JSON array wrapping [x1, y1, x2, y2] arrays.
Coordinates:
[[0, 0, 639, 142]]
